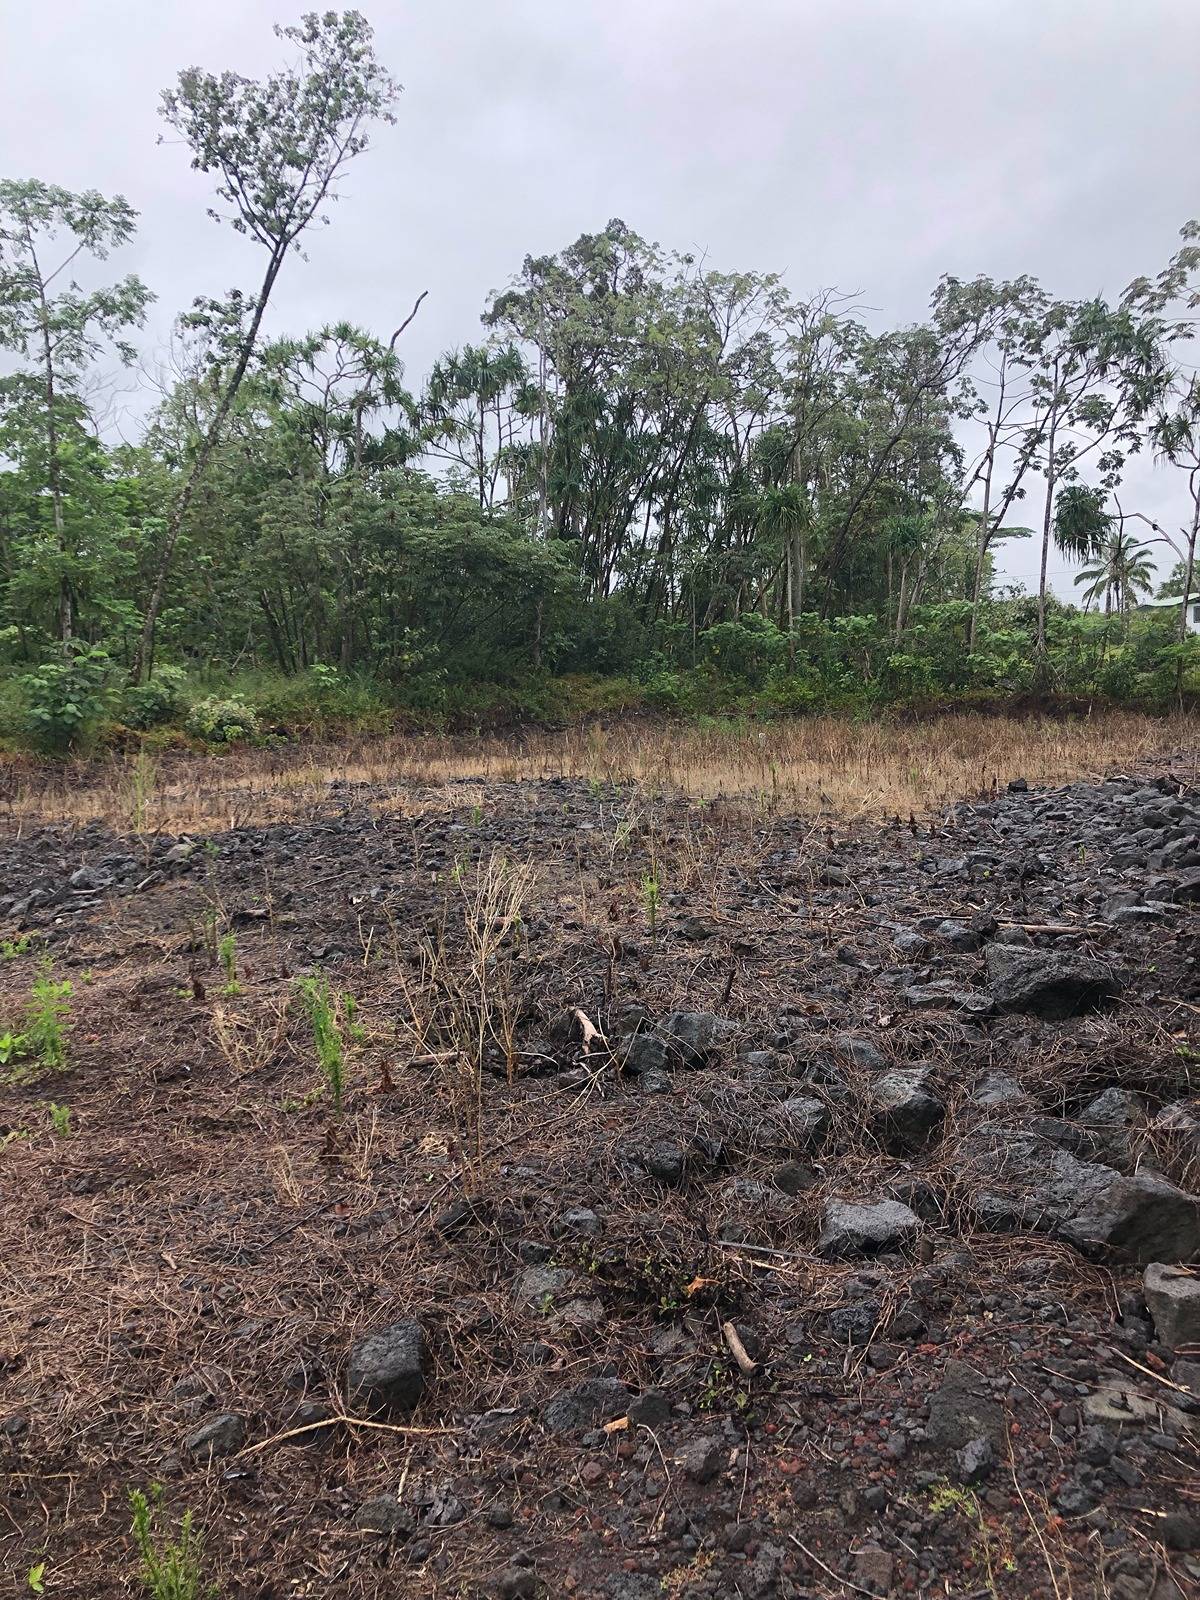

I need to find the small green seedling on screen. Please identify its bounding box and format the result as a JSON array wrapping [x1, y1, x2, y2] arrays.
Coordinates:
[[27, 1565, 45, 1595], [3, 959, 74, 1075], [48, 1102, 72, 1138], [217, 932, 241, 996], [129, 1485, 213, 1600], [296, 974, 347, 1114], [1, 934, 33, 960], [30, 959, 72, 1068], [640, 872, 660, 935], [343, 992, 367, 1045]]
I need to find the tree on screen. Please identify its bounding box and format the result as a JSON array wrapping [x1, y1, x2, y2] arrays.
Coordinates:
[[1073, 527, 1154, 621], [422, 343, 530, 509], [1019, 298, 1169, 669], [0, 181, 153, 647], [1053, 483, 1112, 561], [932, 274, 1047, 648], [130, 9, 400, 682], [814, 312, 993, 616], [1148, 377, 1200, 696]]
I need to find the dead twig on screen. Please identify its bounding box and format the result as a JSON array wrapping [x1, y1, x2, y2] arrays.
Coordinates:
[[241, 1413, 454, 1455], [787, 1536, 880, 1599], [1112, 1349, 1195, 1394], [722, 1320, 758, 1377], [572, 1007, 607, 1055]]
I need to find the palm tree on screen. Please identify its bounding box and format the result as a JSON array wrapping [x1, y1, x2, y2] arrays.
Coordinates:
[[1074, 529, 1155, 623]]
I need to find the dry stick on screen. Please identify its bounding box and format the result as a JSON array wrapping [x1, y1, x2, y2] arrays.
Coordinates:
[[1007, 1449, 1066, 1600], [241, 1196, 345, 1260], [721, 1320, 759, 1378], [241, 1414, 453, 1456], [1112, 1349, 1195, 1394], [572, 1007, 607, 1055], [998, 920, 1109, 935], [787, 1536, 880, 1599], [1164, 997, 1200, 1019]]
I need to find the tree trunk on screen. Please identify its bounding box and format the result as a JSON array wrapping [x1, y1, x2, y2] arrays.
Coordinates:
[[968, 452, 995, 653], [129, 248, 286, 683], [1035, 404, 1059, 669], [30, 243, 71, 652], [1177, 477, 1200, 706]]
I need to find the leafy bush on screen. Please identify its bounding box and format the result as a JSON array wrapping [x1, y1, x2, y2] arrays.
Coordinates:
[[755, 670, 823, 716], [184, 695, 260, 744], [120, 665, 187, 729], [20, 647, 113, 751], [639, 666, 703, 713], [1096, 653, 1138, 700], [699, 615, 788, 686]]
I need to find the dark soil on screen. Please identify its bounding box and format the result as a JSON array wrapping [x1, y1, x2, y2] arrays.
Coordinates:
[[1, 757, 1199, 1599]]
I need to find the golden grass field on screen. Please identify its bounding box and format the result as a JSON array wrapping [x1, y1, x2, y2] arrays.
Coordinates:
[[0, 710, 1195, 834]]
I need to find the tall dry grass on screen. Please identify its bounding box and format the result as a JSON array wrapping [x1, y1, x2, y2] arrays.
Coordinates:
[[0, 711, 1194, 833]]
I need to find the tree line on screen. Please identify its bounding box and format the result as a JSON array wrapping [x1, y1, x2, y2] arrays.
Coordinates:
[[2, 11, 1199, 745]]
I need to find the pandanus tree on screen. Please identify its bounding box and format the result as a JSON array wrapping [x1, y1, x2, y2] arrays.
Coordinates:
[[422, 342, 529, 510]]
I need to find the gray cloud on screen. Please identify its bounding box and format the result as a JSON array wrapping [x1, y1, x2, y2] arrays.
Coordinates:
[[3, 0, 1198, 590]]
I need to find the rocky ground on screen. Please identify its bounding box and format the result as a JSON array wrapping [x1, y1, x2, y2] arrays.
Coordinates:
[[1, 752, 1199, 1599]]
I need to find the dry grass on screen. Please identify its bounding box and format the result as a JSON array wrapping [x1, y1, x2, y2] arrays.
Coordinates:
[[0, 710, 1194, 835]]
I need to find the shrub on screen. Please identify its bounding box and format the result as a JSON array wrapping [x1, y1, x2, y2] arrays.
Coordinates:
[[184, 695, 260, 745], [120, 665, 187, 729], [699, 616, 788, 686], [756, 670, 823, 716], [20, 647, 113, 752]]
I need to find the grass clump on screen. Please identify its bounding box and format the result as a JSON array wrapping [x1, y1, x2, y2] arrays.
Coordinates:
[[129, 1486, 213, 1600]]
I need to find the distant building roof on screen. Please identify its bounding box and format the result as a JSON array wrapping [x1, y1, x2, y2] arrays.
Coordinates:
[[1141, 593, 1200, 608]]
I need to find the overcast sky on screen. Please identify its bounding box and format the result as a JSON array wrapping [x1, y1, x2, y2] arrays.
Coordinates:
[[4, 0, 1199, 594]]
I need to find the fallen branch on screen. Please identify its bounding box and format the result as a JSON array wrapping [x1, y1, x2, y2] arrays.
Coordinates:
[[1164, 996, 1200, 1019], [722, 1320, 758, 1377], [573, 1008, 608, 1055], [1112, 1348, 1194, 1394], [240, 1412, 453, 1456], [788, 1536, 879, 1599]]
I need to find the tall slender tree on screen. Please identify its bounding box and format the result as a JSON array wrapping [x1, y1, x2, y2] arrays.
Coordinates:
[[1019, 298, 1168, 670], [0, 181, 153, 647], [130, 9, 400, 682]]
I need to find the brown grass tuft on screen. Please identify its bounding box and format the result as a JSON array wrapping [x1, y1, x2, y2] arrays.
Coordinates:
[[0, 710, 1194, 834]]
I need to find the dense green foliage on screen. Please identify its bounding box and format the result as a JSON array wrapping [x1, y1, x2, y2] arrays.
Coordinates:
[[2, 15, 1200, 749]]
